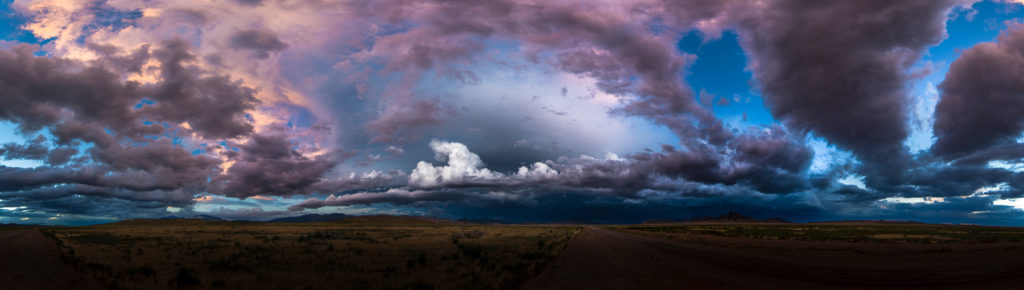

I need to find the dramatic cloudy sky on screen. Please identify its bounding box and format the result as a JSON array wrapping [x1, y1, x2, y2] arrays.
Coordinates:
[[4, 0, 1024, 225]]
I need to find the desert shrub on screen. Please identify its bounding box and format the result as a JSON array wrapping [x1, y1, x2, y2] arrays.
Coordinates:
[[408, 280, 435, 290], [452, 230, 484, 239], [68, 233, 121, 246], [172, 267, 200, 287], [458, 244, 484, 259], [47, 221, 582, 289]]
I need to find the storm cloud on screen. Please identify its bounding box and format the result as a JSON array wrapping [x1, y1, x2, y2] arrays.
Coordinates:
[[211, 133, 340, 198], [934, 22, 1024, 160], [734, 0, 970, 185], [3, 0, 1024, 225], [229, 28, 288, 59]]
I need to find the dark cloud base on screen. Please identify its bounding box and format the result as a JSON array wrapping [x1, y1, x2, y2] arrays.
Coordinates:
[[4, 0, 1024, 226]]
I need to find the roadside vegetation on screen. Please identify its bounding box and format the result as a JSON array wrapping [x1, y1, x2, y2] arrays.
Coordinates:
[[42, 216, 581, 289], [609, 223, 1024, 264], [613, 223, 1024, 244]]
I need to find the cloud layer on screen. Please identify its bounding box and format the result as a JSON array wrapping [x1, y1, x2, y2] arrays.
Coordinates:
[[1, 0, 1023, 225]]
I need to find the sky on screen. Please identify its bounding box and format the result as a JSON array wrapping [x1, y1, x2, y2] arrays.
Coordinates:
[[2, 0, 1024, 226]]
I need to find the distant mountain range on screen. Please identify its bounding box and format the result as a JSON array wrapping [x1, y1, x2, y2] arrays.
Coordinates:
[[643, 212, 790, 224], [158, 214, 225, 221], [457, 217, 511, 224], [808, 220, 927, 225], [267, 213, 351, 223], [137, 213, 949, 226], [153, 212, 792, 224]]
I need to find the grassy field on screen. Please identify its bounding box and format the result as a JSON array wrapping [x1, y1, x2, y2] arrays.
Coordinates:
[[608, 222, 1024, 267], [31, 220, 1024, 289], [41, 216, 581, 289], [521, 224, 1024, 288], [613, 223, 1024, 243]]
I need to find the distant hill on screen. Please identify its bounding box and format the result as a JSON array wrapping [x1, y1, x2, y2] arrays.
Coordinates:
[[100, 214, 229, 226], [458, 217, 511, 224], [334, 215, 461, 225], [809, 220, 928, 225], [108, 218, 228, 226], [197, 214, 225, 221], [158, 214, 225, 221], [267, 213, 351, 223], [643, 212, 790, 224], [103, 214, 444, 226], [137, 213, 455, 224]]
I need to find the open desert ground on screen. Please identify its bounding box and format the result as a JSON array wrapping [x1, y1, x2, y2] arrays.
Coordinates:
[[3, 218, 1024, 289]]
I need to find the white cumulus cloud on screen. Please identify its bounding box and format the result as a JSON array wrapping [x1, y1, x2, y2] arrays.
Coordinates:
[[409, 140, 502, 188], [409, 140, 560, 188]]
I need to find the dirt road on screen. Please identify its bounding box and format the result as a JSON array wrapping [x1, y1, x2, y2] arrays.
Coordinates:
[[0, 228, 100, 290], [523, 227, 1024, 289]]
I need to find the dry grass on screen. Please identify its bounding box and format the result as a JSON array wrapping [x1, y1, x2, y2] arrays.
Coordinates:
[[0, 226, 30, 233], [607, 223, 1024, 264], [43, 217, 581, 289], [614, 223, 1024, 243]]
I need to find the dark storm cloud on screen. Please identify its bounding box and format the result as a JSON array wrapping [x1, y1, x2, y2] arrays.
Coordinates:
[[294, 0, 842, 215], [141, 39, 259, 139], [165, 9, 210, 25], [0, 188, 194, 224], [307, 169, 407, 194], [0, 135, 79, 166], [0, 166, 198, 215], [85, 42, 151, 74], [342, 0, 820, 203], [45, 147, 78, 166], [89, 139, 221, 191], [933, 22, 1024, 160], [0, 38, 271, 220], [296, 126, 813, 211], [0, 40, 258, 143], [733, 0, 969, 185], [0, 166, 102, 192], [828, 19, 1024, 206], [8, 0, 1023, 225], [642, 126, 813, 194], [0, 183, 195, 205], [0, 149, 214, 195], [0, 44, 158, 141], [497, 127, 812, 196], [1, 135, 49, 160], [229, 28, 288, 59], [233, 0, 264, 7], [913, 166, 1020, 197], [212, 134, 340, 198]]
